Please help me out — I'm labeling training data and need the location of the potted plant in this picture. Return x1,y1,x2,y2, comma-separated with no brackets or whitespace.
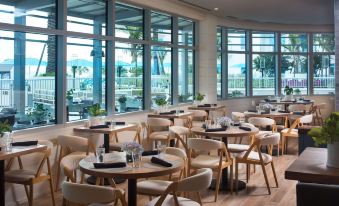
308,112,339,168
195,93,205,105
284,86,294,100
155,98,167,113
27,103,51,124
118,95,127,112
88,103,106,126
66,89,75,105
0,120,12,147
294,88,301,96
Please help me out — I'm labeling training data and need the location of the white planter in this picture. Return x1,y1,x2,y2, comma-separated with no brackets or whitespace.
327,142,339,168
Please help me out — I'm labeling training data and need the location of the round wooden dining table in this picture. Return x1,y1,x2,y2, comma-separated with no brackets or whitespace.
79,153,184,206
191,126,259,191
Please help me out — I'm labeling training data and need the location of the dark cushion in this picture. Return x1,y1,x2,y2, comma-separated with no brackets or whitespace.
297,183,339,206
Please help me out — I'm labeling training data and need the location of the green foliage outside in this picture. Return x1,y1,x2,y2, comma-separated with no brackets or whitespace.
308,112,339,146
195,93,205,101
284,86,293,95
88,103,106,117
155,98,167,107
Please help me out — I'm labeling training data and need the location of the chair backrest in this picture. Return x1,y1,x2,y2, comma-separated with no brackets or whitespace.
187,138,224,152
165,147,187,160
287,118,301,133
288,104,306,112
176,168,212,192
257,133,280,146
60,154,85,182
300,114,313,124
248,117,276,131
57,135,90,154
62,182,126,205
35,140,54,177
188,110,208,121
231,112,245,122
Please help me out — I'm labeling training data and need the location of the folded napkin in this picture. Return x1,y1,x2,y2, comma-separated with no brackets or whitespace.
159,111,175,115
293,112,304,115
151,157,172,167
278,110,290,113
303,99,311,102
264,98,277,102
105,121,126,126
93,162,126,169
239,126,251,131
170,110,185,113
260,111,270,115
232,123,240,126
142,150,159,156
205,127,227,132
281,100,291,102
89,125,109,129
271,108,276,111
12,141,38,147
247,110,258,113
197,105,211,108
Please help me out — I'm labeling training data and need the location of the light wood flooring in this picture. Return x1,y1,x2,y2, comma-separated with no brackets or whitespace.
18,138,299,206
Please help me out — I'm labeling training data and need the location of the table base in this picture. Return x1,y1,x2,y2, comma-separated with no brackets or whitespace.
209,179,246,191
128,179,137,206
0,160,4,206
87,176,126,185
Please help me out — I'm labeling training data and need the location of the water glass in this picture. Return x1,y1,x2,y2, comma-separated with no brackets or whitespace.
176,109,180,115
3,132,13,152
110,120,116,130
157,144,166,158
96,147,105,163
132,151,143,168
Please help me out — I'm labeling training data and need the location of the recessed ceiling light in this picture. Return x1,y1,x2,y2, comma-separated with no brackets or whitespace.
214,7,219,11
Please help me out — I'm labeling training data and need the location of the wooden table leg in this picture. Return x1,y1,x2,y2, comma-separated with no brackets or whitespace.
104,134,110,153
128,179,137,206
0,160,4,206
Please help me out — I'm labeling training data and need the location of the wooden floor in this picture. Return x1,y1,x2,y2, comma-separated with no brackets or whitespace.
18,138,299,206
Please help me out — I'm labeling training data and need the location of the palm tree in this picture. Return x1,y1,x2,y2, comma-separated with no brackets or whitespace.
125,26,143,77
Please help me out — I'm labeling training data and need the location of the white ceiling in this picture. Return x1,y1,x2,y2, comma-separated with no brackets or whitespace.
179,0,334,25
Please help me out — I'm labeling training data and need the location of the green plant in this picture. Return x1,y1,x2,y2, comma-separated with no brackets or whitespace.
231,90,243,97
308,112,339,146
118,95,127,104
88,103,106,117
66,89,75,100
195,93,205,101
0,120,11,137
294,88,301,95
155,98,167,107
284,86,294,95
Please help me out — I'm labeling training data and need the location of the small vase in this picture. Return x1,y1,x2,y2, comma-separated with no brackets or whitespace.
119,103,126,112
327,142,339,168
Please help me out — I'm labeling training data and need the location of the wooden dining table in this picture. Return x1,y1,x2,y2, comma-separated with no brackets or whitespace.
0,144,47,205
188,105,226,116
79,153,184,206
191,126,259,191
244,111,292,128
260,100,314,111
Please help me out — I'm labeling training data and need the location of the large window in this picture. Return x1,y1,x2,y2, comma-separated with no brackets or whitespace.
151,12,172,43
281,33,308,53
178,18,194,46
178,49,194,103
115,4,143,39
216,27,222,99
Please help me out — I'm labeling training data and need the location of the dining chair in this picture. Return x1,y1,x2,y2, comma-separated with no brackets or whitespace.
137,147,187,198
55,135,95,191
145,168,212,206
234,133,280,195
281,114,313,155
187,138,233,201
169,125,190,151
62,181,127,206
147,118,174,148
109,123,142,152
310,104,325,125
5,140,55,206
187,110,208,129
231,112,245,122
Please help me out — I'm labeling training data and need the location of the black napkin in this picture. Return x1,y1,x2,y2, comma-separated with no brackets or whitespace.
12,141,38,147
205,127,227,132
142,150,159,156
271,108,276,111
281,100,291,102
248,110,258,113
159,111,175,115
93,162,126,169
239,126,251,131
106,121,126,126
278,110,290,113
197,105,211,108
89,125,109,129
303,99,311,102
232,122,240,126
260,111,270,115
293,112,304,115
151,157,172,167
170,110,185,113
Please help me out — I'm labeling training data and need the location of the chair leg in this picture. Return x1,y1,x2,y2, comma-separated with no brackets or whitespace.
214,167,222,202
196,192,202,205
24,185,30,200
281,134,285,156
230,164,234,195
271,162,279,187
246,163,249,183
49,178,56,206
260,163,271,195
29,184,33,206
235,162,239,194
55,161,61,191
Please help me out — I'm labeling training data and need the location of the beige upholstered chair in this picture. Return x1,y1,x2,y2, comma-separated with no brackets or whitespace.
234,134,279,195
55,135,95,191
187,138,233,201
231,112,245,122
109,123,142,152
5,140,55,206
147,118,174,148
169,125,190,150
288,104,306,113
187,110,208,129
62,181,127,206
60,154,86,184
146,168,212,206
137,147,187,197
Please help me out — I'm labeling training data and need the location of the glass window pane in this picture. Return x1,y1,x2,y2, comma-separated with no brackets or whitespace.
252,32,275,52
178,18,194,46
281,33,308,53
67,0,106,34
0,31,56,130
151,46,172,106
252,54,276,96
0,0,55,28
66,37,106,122
281,55,308,94
115,4,143,39
228,53,246,97
227,29,246,52
313,55,335,95
115,43,143,113
217,52,222,99
151,12,172,43
217,27,222,51
313,33,335,53
178,49,193,103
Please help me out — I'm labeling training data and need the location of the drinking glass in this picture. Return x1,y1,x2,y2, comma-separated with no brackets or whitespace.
132,150,143,168
157,144,166,158
3,132,13,152
96,147,105,163
110,120,116,130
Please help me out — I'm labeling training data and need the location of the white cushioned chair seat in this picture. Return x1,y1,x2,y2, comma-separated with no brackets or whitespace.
169,126,189,135
146,195,200,206
281,128,298,136
236,151,272,164
149,131,170,140
191,155,225,169
228,144,250,153
5,170,46,183
137,180,172,195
